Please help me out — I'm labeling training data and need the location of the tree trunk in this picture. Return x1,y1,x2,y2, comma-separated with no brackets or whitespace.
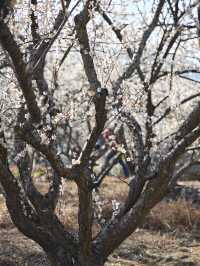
47,248,78,266
47,249,104,266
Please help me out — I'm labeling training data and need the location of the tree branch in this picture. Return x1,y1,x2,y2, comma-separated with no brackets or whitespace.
75,1,107,166
16,122,75,179
93,103,200,261
0,21,41,123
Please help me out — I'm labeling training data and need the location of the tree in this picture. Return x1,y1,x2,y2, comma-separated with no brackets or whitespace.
0,0,200,265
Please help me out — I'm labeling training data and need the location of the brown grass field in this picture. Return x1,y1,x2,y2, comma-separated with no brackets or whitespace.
1,172,200,265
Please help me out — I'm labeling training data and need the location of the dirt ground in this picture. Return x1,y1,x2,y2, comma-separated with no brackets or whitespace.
1,224,200,266
1,175,200,266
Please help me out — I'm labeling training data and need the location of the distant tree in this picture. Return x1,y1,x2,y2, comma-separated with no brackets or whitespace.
0,0,200,265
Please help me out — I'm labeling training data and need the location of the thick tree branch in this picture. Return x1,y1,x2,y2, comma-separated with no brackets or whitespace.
173,102,200,143
15,122,75,179
14,107,60,212
0,20,41,123
93,104,200,261
74,2,108,263
154,93,200,126
170,161,200,187
75,1,107,166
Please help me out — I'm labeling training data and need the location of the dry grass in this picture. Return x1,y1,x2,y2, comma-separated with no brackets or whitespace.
128,229,177,250
106,258,143,266
144,199,200,232
55,176,128,233
1,174,200,235
2,175,200,265
55,181,79,230
52,176,200,237
0,196,13,230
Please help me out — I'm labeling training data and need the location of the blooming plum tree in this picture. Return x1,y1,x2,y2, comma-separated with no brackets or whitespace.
0,0,200,265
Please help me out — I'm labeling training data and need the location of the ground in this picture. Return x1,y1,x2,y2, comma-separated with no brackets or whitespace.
1,171,200,266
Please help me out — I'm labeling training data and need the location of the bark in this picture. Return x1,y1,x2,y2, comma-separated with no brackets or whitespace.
47,252,103,266
46,248,79,266
0,21,41,123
